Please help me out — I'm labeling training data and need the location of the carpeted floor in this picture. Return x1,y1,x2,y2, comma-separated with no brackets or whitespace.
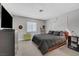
15,40,79,56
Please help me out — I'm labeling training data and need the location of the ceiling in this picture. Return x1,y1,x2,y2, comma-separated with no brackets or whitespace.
2,3,79,20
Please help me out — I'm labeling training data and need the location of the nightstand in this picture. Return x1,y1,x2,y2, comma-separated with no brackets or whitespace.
68,36,79,52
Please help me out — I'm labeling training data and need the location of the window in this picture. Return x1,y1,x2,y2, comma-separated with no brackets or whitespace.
27,22,37,32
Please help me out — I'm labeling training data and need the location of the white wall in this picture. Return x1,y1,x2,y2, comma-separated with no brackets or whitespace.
13,15,46,40
67,9,79,36
46,15,67,33
46,9,79,36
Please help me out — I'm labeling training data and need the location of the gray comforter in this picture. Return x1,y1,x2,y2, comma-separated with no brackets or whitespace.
32,34,66,54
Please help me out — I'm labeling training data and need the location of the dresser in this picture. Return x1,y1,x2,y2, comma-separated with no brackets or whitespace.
0,29,15,56
68,36,79,52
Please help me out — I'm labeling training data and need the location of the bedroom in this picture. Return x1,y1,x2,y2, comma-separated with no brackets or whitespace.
0,3,79,56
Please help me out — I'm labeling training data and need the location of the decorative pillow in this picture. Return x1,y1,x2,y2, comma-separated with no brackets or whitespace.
60,31,64,36
53,31,60,36
48,31,54,34
48,31,64,36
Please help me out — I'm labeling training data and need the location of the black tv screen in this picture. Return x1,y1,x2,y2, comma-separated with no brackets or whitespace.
1,6,13,28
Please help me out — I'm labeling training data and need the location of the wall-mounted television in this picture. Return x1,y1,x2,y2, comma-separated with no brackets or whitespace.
1,6,13,28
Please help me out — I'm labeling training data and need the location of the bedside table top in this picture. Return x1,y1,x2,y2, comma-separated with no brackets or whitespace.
68,36,79,38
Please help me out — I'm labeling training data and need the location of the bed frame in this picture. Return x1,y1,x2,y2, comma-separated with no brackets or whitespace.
48,40,66,52
32,34,67,55
48,31,68,52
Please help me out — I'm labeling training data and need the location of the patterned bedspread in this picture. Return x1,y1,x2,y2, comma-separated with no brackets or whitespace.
32,34,66,54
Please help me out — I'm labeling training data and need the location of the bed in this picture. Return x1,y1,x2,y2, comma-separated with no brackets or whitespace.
32,31,66,55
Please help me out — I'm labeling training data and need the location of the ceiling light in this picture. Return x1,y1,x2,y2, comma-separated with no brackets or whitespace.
39,9,43,12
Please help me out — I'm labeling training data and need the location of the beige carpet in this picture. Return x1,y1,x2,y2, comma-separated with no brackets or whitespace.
15,41,79,56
